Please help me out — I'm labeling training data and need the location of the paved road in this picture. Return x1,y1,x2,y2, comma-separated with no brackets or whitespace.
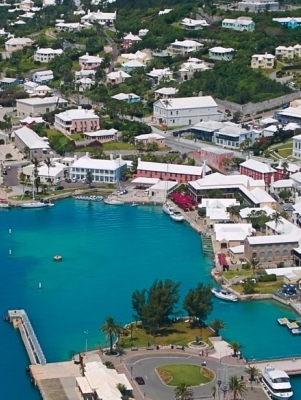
3,165,19,186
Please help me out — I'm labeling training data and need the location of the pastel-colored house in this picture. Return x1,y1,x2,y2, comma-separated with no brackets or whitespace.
154,87,178,99
34,48,63,63
54,107,100,134
222,17,255,32
251,53,275,69
209,47,235,61
122,32,142,49
111,93,140,103
32,70,54,83
121,60,145,73
5,37,33,52
168,39,203,55
272,17,301,29
83,128,118,143
79,53,103,70
181,18,209,30
135,133,165,148
275,44,301,59
106,70,131,85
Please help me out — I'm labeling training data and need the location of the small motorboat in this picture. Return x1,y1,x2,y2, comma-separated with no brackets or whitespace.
170,211,184,222
53,255,62,261
131,202,138,207
104,197,124,205
162,202,175,215
211,288,238,302
0,199,10,208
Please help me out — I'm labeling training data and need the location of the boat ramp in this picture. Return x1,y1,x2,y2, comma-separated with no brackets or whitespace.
202,234,214,257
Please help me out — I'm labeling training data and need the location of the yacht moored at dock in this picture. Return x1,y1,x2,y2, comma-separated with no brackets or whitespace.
262,365,293,399
162,202,175,215
211,288,238,302
170,211,185,222
104,197,124,205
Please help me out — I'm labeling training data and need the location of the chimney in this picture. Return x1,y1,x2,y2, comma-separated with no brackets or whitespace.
138,157,141,163
78,105,82,110
110,154,114,160
86,152,90,157
119,154,122,160
74,155,78,161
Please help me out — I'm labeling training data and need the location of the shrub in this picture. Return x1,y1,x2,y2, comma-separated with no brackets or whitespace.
258,274,277,282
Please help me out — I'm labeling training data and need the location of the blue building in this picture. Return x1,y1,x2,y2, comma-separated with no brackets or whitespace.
222,17,255,32
111,92,141,104
121,60,145,73
272,17,301,29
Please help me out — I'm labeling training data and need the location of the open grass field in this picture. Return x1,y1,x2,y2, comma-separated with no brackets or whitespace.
102,142,136,150
118,321,213,348
156,364,213,386
231,279,283,295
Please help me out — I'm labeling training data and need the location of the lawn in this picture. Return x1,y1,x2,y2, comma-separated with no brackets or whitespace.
118,321,213,348
156,364,212,386
223,270,250,280
231,279,283,295
102,142,136,150
70,133,83,141
278,148,292,158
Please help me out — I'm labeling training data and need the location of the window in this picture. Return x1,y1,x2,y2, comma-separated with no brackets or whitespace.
283,250,288,256
275,250,280,257
267,251,272,258
260,252,265,259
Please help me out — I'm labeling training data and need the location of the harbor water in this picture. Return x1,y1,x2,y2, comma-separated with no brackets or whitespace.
1,199,301,398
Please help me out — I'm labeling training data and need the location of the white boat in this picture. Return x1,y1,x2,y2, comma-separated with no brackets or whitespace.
21,201,51,208
170,211,185,222
211,288,238,302
262,365,293,399
0,200,10,208
162,202,175,215
131,202,138,207
104,197,124,205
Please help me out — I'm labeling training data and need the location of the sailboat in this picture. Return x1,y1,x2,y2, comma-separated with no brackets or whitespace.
21,178,53,209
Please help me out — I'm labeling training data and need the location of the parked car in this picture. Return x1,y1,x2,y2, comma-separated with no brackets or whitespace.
65,178,71,183
134,377,145,385
55,186,64,191
71,178,78,183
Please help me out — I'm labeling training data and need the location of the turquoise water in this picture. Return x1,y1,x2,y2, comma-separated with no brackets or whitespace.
1,200,301,399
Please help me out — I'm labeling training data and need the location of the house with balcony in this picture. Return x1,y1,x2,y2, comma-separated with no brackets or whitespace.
153,96,221,127
168,39,203,56
32,70,54,83
34,48,63,63
222,17,255,31
5,37,33,52
75,77,94,92
81,10,116,26
154,87,178,100
214,125,256,149
251,53,275,69
272,17,301,29
121,60,145,73
55,22,85,31
54,107,100,134
122,32,142,49
106,70,131,85
275,44,301,59
180,18,209,30
238,0,279,11
79,53,103,70
111,93,140,103
75,70,96,80
83,128,118,143
70,153,127,183
146,68,173,85
135,133,165,148
208,47,235,61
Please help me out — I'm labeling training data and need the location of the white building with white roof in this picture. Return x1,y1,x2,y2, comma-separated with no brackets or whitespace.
34,48,63,63
168,39,203,55
238,0,279,11
14,126,51,159
209,47,235,61
55,22,86,31
275,106,301,125
153,96,221,127
275,44,301,59
134,133,165,148
138,29,149,37
214,223,254,251
81,10,116,26
22,160,68,183
32,70,54,83
111,93,140,103
251,53,275,69
16,96,68,117
239,205,276,220
293,133,301,159
214,125,254,148
146,68,173,84
154,87,178,99
70,153,127,183
83,128,118,143
222,17,255,31
158,8,172,15
106,70,131,85
181,18,209,30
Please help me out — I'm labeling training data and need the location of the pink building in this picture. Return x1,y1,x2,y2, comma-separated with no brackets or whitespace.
54,107,100,134
122,32,142,49
79,53,104,70
83,128,118,143
192,147,234,173
106,70,131,85
134,133,165,148
136,159,211,184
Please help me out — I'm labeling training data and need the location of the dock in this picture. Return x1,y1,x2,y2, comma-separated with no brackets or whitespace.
8,309,46,365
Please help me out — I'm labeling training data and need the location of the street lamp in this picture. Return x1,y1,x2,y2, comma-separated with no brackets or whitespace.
84,330,89,353
130,366,133,380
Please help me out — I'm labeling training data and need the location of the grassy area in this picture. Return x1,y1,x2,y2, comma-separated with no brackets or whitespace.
72,60,81,71
231,279,283,295
118,321,213,348
223,270,250,280
278,148,292,158
102,142,136,150
156,364,212,386
70,133,83,141
45,128,70,149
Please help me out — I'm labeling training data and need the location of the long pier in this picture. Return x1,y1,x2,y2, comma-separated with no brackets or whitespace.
8,309,46,365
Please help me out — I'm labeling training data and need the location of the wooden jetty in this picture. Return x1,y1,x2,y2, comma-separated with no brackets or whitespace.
8,309,46,365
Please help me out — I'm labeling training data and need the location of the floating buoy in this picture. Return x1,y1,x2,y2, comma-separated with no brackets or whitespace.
39,282,42,289
53,255,62,261
9,249,12,255
8,228,11,234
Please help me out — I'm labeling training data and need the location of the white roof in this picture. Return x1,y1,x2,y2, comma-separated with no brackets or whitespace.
137,160,211,176
34,70,53,77
20,116,45,124
265,217,300,236
76,377,93,394
266,267,301,276
36,48,63,55
155,87,178,95
271,178,293,189
122,60,145,68
135,133,165,140
240,158,276,173
95,382,121,399
283,122,300,131
72,154,127,170
85,361,104,371
120,51,147,61
260,117,278,125
147,68,172,78
171,39,203,48
132,177,160,185
55,108,98,122
107,70,131,79
239,205,275,219
181,18,209,27
247,234,299,245
155,96,217,110
209,46,234,53
34,85,52,92
214,223,253,242
290,171,301,183
250,187,276,204
278,106,301,118
193,120,226,132
229,244,245,254
206,208,230,221
123,32,141,41
149,180,178,191
5,37,32,45
199,198,239,209
17,96,66,106
158,8,172,15
189,172,265,190
79,53,103,63
55,22,84,28
14,126,50,150
112,92,140,101
252,53,275,60
84,128,117,137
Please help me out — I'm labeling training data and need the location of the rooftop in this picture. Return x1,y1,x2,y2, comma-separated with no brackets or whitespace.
135,133,165,140
214,223,253,242
240,158,276,173
247,234,300,245
154,87,178,95
16,96,67,106
72,154,127,170
171,39,203,48
137,160,211,175
84,128,117,137
209,46,234,53
123,32,141,41
111,93,140,101
250,187,277,204
36,48,63,55
56,108,98,122
155,96,217,110
14,126,50,150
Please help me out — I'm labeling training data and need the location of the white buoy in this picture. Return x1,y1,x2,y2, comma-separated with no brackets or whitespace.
8,229,11,234
39,282,42,289
9,249,12,255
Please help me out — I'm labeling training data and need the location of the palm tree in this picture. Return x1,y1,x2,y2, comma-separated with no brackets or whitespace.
23,146,30,159
210,319,226,336
249,258,259,276
272,211,283,229
174,383,194,400
44,157,52,186
281,160,289,178
31,157,41,195
228,206,240,221
100,316,122,354
228,375,247,400
245,365,260,382
228,341,244,357
85,170,93,187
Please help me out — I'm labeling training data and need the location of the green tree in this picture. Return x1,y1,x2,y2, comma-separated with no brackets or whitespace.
23,146,30,159
174,383,194,400
85,170,93,187
183,283,213,325
5,153,12,160
210,319,226,336
116,383,127,395
245,365,260,381
271,211,283,228
228,341,244,357
132,279,180,333
228,375,247,400
208,189,224,198
278,189,292,201
31,157,41,194
44,157,52,185
100,316,122,355
242,279,257,294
